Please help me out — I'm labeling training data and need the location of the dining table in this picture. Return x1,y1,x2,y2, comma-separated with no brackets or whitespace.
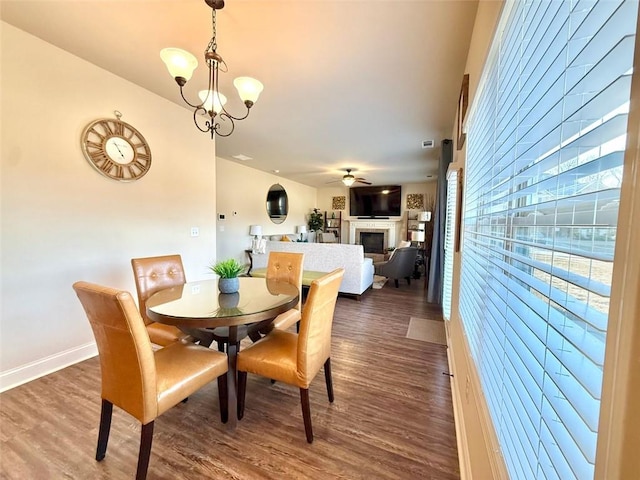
146,276,299,430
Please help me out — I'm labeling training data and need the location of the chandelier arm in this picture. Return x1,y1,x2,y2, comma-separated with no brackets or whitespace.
180,85,206,110
192,107,214,134
212,113,236,137
219,104,252,122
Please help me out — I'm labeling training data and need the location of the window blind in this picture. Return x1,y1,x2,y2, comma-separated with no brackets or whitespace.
443,168,459,321
459,1,637,479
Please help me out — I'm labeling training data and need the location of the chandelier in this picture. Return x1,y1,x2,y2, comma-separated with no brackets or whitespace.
160,0,263,138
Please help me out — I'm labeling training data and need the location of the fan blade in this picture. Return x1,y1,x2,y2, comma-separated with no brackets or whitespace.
356,179,372,185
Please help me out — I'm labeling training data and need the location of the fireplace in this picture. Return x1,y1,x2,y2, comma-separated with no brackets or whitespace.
349,220,399,249
360,232,385,254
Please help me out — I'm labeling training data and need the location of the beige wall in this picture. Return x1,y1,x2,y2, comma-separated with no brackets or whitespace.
215,157,317,263
0,23,218,390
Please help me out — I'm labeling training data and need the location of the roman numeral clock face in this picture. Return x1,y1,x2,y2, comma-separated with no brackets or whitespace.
81,118,151,182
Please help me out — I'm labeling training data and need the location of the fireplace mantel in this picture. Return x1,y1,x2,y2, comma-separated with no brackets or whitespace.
348,219,400,249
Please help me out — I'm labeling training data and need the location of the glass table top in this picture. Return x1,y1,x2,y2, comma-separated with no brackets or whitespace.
146,277,299,329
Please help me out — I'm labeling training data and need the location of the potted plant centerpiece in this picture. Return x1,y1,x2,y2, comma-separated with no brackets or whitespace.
209,258,245,294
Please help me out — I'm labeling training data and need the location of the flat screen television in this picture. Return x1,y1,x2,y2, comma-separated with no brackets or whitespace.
349,185,402,217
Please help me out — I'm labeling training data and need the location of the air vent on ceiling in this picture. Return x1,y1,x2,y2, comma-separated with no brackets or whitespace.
422,140,435,149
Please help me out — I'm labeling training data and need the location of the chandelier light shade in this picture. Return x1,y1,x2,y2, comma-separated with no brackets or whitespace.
342,173,356,187
233,77,264,104
159,48,198,81
160,0,263,138
199,89,226,114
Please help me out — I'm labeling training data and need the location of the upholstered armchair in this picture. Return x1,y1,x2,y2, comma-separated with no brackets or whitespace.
373,246,418,287
73,281,228,480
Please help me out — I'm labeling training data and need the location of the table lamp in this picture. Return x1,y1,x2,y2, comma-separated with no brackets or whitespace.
249,225,262,238
411,229,425,248
250,225,264,254
297,225,307,242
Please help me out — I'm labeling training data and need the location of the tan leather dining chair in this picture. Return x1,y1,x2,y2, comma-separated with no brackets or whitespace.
73,281,228,480
237,268,345,443
266,251,304,331
131,254,190,346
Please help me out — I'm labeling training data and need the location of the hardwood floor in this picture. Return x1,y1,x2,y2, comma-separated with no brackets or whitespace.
0,279,459,479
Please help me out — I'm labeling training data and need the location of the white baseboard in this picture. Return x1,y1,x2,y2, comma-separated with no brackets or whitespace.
446,321,472,480
0,342,98,393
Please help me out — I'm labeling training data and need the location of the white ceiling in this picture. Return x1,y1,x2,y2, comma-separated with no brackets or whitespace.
1,0,479,188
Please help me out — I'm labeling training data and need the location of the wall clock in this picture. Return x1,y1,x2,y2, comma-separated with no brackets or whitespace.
81,111,151,182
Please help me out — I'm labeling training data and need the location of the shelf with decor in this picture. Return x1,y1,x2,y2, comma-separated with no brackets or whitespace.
324,211,342,243
406,211,432,240
406,210,432,282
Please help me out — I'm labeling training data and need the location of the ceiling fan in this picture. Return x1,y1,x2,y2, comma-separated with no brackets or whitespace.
328,169,372,186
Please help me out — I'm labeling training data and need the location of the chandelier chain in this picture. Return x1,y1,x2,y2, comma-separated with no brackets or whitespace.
206,7,217,55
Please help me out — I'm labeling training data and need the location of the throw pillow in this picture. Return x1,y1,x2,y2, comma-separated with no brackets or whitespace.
389,240,411,259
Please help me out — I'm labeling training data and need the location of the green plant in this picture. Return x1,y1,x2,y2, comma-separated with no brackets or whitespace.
209,259,244,278
308,208,324,232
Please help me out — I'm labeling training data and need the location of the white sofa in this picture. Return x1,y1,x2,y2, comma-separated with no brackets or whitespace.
251,241,374,298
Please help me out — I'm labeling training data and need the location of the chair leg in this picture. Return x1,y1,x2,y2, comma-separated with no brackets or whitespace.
96,399,113,461
136,421,154,480
300,388,313,443
215,337,228,423
237,371,247,420
406,276,411,285
394,278,399,288
324,358,334,403
218,373,228,424
195,330,215,348
248,330,262,342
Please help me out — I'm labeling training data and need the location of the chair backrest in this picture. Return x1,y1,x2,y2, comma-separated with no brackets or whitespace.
319,232,337,243
73,281,157,423
389,240,411,259
297,268,345,384
266,251,304,311
387,247,418,277
131,255,186,326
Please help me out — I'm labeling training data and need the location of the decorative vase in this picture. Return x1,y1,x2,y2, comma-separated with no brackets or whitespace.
218,292,240,308
218,277,239,294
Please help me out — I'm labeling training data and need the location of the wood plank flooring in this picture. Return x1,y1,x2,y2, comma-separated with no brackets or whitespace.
0,279,459,479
